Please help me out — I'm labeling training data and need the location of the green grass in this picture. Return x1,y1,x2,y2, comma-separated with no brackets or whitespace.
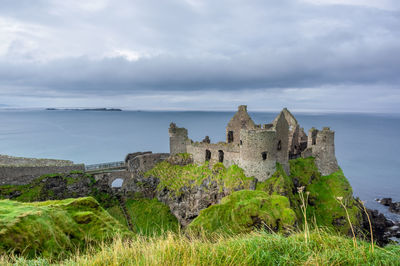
106,205,128,227
2,230,399,265
0,197,130,259
145,161,255,197
188,190,296,235
125,198,179,236
256,157,362,235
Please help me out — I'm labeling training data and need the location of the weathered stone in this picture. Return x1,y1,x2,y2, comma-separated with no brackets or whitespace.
170,105,340,181
126,152,169,176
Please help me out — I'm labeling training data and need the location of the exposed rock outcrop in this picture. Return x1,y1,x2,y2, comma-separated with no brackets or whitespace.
358,206,400,245
377,198,400,215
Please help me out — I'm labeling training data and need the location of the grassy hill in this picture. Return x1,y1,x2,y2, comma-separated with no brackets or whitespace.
0,197,129,258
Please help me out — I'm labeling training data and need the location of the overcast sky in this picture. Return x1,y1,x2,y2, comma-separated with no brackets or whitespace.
0,0,399,112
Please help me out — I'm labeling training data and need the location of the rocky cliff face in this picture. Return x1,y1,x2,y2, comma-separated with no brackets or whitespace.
142,161,256,226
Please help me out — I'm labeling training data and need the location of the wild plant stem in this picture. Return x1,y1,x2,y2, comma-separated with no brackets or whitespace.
359,200,374,253
337,199,358,248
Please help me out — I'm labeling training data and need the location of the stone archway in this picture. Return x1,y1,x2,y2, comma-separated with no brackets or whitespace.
111,178,124,188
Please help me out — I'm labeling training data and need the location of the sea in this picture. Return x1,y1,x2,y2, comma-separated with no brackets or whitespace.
0,109,399,221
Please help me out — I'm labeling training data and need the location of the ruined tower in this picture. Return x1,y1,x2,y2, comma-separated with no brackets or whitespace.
239,127,279,182
169,123,188,155
303,127,339,175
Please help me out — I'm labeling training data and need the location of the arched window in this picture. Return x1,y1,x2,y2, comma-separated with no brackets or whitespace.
277,140,282,151
218,150,224,163
205,149,211,161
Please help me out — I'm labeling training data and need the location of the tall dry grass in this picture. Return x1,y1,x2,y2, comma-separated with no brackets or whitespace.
1,229,399,266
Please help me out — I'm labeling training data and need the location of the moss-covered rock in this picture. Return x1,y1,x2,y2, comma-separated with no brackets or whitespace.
0,197,130,258
188,190,296,235
144,161,256,226
0,172,96,202
145,161,255,197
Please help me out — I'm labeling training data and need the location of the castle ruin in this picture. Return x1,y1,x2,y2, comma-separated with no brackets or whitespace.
169,105,339,181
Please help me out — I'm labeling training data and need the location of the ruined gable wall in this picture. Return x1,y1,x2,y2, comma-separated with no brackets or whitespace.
226,105,256,145
239,129,277,182
273,112,289,173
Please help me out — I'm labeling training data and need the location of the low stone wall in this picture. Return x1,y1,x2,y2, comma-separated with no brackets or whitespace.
0,164,85,185
0,154,74,167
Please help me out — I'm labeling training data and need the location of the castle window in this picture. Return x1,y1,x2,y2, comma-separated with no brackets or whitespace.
311,131,317,145
205,150,211,161
277,140,282,151
240,140,243,145
218,150,224,163
262,152,268,160
228,131,234,143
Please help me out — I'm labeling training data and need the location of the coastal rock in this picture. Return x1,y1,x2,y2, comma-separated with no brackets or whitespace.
359,206,400,245
376,198,400,215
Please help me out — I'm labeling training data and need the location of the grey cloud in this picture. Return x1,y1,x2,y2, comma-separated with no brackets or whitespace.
0,0,399,111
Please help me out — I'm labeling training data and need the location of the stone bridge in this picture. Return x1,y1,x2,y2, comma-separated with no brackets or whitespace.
88,152,169,189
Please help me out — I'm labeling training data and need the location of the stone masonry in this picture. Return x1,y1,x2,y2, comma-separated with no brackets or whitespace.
169,105,339,181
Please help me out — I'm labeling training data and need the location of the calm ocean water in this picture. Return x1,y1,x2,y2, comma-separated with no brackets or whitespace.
0,109,399,220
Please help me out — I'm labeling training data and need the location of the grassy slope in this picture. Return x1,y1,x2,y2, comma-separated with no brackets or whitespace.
188,190,296,234
257,157,362,235
125,198,179,236
3,231,399,265
0,197,129,258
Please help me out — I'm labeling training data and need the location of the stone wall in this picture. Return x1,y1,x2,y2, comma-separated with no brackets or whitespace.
187,142,240,167
0,164,85,185
127,152,170,176
0,154,74,167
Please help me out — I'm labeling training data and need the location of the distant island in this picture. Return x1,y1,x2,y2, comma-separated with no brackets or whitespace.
46,108,122,111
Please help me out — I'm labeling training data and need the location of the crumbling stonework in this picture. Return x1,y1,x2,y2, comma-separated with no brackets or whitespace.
169,123,189,154
302,127,339,175
126,152,169,176
169,105,340,180
226,105,256,145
